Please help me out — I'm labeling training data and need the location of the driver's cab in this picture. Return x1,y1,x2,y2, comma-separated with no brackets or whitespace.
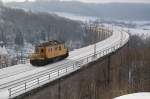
31,46,46,60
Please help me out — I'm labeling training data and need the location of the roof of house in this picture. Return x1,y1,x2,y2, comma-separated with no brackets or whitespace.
0,46,8,55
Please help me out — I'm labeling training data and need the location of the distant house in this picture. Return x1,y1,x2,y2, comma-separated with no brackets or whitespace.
0,41,8,55
0,41,9,69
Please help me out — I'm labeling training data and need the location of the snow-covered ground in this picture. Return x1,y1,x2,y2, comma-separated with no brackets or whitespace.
115,26,150,38
128,28,150,38
54,12,150,26
49,11,150,38
114,92,150,99
103,23,150,39
53,12,97,22
6,42,34,58
54,12,150,38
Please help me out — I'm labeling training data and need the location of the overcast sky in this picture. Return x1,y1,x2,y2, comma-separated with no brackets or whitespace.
2,0,150,3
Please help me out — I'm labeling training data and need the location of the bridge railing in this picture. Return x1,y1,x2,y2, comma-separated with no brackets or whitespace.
8,30,129,98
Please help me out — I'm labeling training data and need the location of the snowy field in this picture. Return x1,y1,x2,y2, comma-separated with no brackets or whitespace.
55,12,150,38
115,26,150,38
53,12,97,22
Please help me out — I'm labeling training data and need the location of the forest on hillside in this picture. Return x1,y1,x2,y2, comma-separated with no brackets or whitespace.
0,5,87,68
6,1,150,20
0,5,85,48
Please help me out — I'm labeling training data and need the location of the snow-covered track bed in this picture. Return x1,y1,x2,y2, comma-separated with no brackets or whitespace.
0,27,129,99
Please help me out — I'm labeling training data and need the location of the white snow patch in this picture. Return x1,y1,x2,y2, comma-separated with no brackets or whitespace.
111,25,150,39
114,92,150,99
0,89,9,99
0,46,8,55
129,28,150,37
53,12,97,22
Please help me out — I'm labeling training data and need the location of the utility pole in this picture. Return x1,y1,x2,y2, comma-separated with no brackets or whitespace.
94,34,96,57
112,24,114,34
120,27,123,47
94,24,98,57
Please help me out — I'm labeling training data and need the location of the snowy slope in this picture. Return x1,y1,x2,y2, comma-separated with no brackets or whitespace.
111,25,150,39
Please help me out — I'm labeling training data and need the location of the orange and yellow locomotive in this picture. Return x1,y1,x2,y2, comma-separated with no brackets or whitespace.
30,40,69,66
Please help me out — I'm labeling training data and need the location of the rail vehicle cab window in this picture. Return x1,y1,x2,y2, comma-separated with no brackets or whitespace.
48,47,52,52
55,47,57,51
48,48,50,52
64,43,67,49
41,48,44,53
35,47,39,53
64,44,66,48
59,46,61,50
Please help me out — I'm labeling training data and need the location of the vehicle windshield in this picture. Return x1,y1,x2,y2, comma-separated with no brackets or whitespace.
35,47,39,53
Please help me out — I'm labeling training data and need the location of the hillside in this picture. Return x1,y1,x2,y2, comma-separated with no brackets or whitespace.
0,5,85,48
6,1,150,20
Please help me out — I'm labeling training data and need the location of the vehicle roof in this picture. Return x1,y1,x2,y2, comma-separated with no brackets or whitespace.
37,40,63,47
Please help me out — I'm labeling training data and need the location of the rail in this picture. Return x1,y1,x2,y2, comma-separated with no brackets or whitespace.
7,28,129,98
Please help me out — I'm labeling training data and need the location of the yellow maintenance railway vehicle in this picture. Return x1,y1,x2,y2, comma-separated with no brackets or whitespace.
30,40,69,66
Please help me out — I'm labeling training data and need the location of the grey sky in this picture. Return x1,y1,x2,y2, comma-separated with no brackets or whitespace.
62,0,150,3
2,0,150,3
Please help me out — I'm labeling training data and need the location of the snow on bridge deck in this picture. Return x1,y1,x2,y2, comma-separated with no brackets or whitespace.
0,27,129,99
